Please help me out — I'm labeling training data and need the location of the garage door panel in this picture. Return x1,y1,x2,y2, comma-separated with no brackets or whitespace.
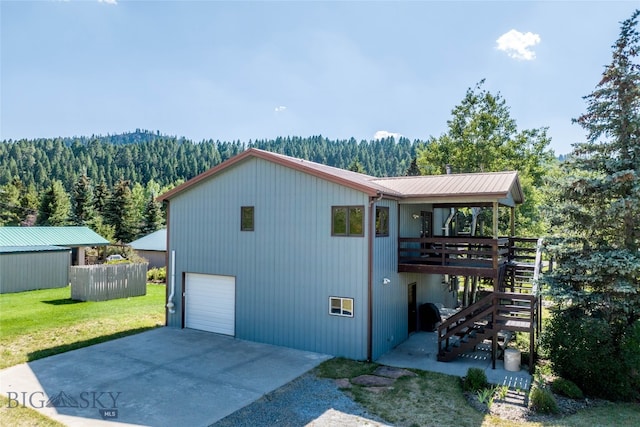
185,273,235,336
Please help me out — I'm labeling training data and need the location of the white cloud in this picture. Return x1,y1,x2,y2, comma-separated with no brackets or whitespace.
496,29,541,60
274,106,287,113
373,130,402,141
98,0,118,5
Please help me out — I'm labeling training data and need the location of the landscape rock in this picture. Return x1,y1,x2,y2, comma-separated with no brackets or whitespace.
350,375,396,387
373,366,417,379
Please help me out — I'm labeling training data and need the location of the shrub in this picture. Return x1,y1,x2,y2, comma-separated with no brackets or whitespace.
463,367,488,392
551,377,583,399
529,385,559,414
147,267,166,282
541,309,639,400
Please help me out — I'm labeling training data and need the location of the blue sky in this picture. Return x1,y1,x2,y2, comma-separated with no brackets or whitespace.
1,1,637,155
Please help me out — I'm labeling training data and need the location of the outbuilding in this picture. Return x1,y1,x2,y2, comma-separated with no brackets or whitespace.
0,226,109,293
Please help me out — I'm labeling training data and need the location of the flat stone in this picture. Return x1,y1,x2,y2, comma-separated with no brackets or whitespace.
365,386,394,394
334,378,352,389
351,374,396,387
373,366,418,379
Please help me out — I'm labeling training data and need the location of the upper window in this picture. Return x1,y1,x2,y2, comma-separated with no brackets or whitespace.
241,206,254,231
331,206,364,236
375,207,389,237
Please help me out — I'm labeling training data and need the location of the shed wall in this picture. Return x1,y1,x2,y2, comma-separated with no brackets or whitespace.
167,157,370,359
135,250,166,269
0,250,70,293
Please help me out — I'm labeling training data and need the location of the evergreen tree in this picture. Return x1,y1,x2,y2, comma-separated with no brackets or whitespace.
140,193,164,236
104,179,138,243
72,173,95,226
405,157,421,176
38,180,71,226
0,181,21,225
543,10,640,400
94,180,109,216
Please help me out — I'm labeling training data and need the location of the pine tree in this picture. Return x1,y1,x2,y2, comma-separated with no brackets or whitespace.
93,180,109,216
38,180,71,226
543,10,640,400
140,194,164,236
104,179,138,243
72,173,95,226
405,157,421,176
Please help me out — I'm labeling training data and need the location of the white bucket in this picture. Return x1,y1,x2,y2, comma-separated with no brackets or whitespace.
504,349,521,372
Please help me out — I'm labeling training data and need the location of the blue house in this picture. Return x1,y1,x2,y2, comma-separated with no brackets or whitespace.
158,148,535,362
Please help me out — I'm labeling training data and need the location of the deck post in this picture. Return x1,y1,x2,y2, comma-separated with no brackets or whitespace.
492,201,499,238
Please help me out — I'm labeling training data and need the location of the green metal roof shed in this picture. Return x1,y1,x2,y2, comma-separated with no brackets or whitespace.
0,226,109,247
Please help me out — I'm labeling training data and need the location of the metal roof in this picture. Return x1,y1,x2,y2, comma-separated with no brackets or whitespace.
0,227,110,247
128,229,166,252
372,171,524,205
157,148,524,205
0,245,70,254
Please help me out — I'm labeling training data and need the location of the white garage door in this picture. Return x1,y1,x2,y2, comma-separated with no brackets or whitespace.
185,273,235,336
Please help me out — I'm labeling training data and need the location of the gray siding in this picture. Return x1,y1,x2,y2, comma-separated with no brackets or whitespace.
371,199,406,360
397,204,457,323
167,157,370,359
0,250,70,294
136,250,166,269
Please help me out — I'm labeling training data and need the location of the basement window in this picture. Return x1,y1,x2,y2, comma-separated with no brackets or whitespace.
329,297,354,317
241,206,254,231
331,206,364,236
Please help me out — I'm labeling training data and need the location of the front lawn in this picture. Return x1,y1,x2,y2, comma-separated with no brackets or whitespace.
0,284,165,369
316,358,640,427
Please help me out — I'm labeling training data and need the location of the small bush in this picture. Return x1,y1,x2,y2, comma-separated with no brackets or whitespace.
551,377,583,399
529,385,559,414
147,267,167,282
463,367,488,392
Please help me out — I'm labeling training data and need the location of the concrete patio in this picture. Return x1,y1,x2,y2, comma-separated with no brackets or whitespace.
377,331,532,390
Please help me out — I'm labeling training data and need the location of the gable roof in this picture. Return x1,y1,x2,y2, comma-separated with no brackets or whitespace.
157,148,524,205
128,229,166,252
0,226,109,247
158,148,402,201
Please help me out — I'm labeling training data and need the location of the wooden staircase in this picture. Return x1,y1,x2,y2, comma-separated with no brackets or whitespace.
436,238,543,373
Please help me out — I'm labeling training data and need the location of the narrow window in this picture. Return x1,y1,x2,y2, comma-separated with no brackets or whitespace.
331,206,364,236
375,207,389,237
241,206,254,231
329,297,354,317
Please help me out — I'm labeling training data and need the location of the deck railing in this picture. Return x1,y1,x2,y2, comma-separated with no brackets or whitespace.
398,236,511,270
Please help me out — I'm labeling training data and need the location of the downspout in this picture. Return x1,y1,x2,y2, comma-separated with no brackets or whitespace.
166,250,176,314
367,194,379,361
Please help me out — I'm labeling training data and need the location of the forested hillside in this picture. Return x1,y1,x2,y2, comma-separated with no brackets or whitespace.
0,130,421,241
0,130,419,193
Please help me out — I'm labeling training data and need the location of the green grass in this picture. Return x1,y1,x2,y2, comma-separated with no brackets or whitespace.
0,395,65,427
315,358,640,427
0,284,165,369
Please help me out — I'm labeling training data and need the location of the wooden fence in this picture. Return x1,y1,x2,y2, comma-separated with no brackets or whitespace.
70,263,148,301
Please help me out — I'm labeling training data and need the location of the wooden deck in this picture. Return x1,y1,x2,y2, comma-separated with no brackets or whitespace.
398,236,511,279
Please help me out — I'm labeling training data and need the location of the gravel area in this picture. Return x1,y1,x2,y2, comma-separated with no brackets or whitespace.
211,372,389,427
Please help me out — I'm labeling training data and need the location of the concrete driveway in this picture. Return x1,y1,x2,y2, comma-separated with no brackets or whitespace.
0,328,330,426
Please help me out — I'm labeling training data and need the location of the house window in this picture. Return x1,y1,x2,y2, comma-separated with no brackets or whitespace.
329,297,354,317
331,206,364,236
375,207,389,237
241,206,254,231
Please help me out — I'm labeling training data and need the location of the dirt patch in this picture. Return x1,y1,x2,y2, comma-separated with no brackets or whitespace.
465,389,608,423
